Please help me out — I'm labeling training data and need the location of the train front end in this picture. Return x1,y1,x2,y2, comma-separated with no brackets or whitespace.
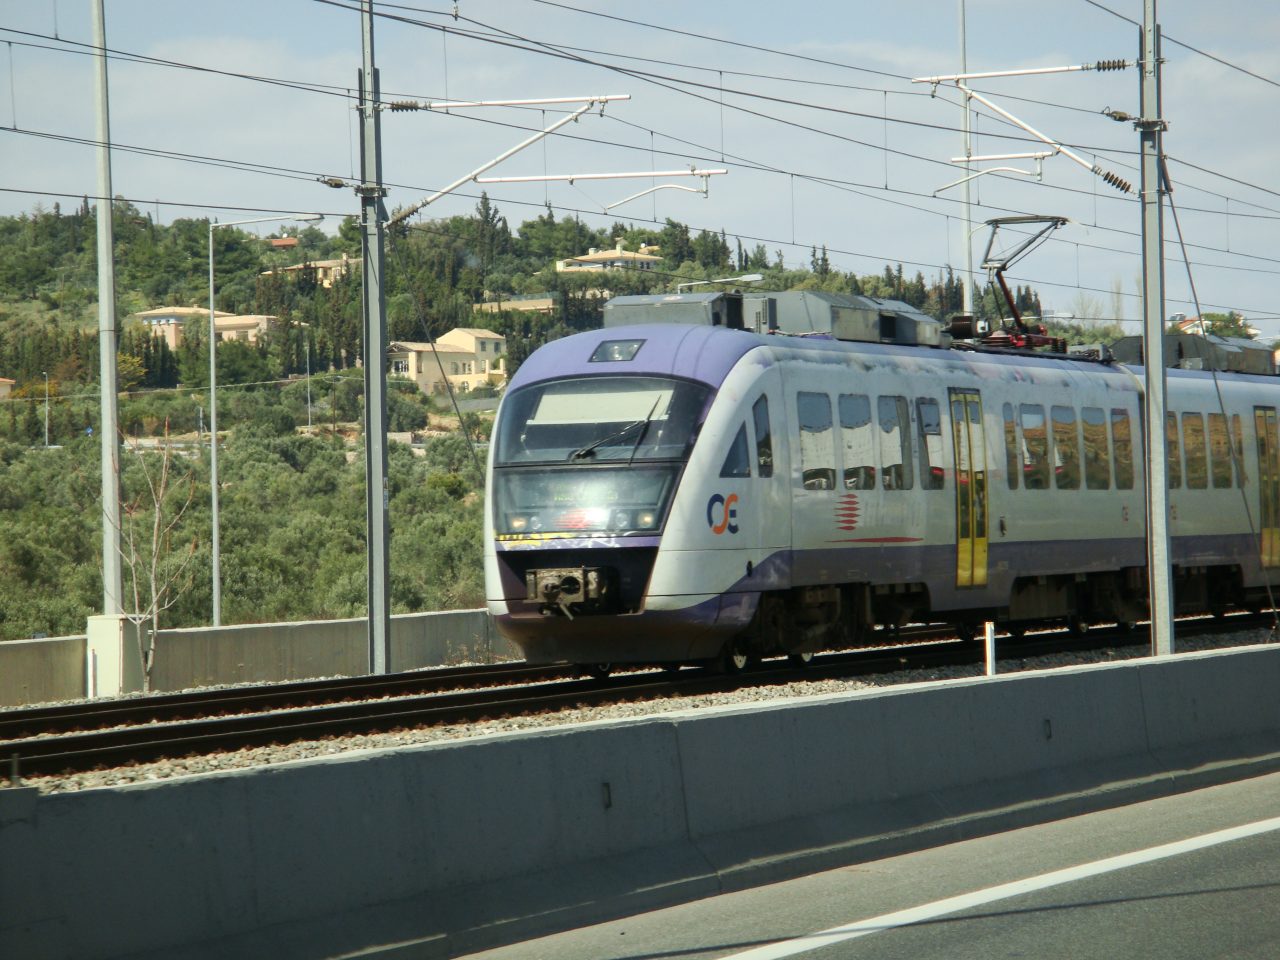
485,325,754,665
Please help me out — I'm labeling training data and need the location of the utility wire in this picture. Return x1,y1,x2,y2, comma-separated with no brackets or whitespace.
1079,0,1280,91
8,21,1278,219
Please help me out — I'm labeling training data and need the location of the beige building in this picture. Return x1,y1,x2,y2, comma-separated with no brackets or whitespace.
473,296,557,316
262,253,357,289
133,306,226,350
556,240,661,273
388,328,507,395
132,306,280,348
0,378,13,401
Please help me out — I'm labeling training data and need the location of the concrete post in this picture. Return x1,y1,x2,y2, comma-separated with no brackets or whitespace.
85,615,144,697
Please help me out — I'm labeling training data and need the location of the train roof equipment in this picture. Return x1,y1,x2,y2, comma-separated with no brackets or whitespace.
604,289,948,348
1110,330,1276,376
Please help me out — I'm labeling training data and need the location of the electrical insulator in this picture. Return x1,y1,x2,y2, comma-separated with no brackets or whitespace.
1102,170,1133,194
1094,59,1128,72
388,100,419,112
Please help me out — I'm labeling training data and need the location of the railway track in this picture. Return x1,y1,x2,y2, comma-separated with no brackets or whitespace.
2,613,1272,781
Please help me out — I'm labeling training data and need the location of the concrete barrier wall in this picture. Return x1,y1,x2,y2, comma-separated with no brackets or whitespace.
0,636,86,706
0,610,518,705
3,647,1279,960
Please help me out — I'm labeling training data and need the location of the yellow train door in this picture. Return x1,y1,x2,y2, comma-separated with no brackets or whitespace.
1254,407,1280,567
950,389,989,588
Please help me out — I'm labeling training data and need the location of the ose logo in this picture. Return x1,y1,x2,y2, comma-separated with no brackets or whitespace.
706,493,740,535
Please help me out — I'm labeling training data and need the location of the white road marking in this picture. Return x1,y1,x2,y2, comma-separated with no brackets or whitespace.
720,814,1280,959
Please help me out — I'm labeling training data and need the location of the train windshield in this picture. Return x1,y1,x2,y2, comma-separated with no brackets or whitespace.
491,376,709,537
494,376,710,465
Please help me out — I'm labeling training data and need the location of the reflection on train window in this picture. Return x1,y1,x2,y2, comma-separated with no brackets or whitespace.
839,394,875,489
1233,414,1247,487
1209,413,1232,488
1082,406,1110,490
720,423,751,478
1019,404,1050,489
1183,413,1208,489
1111,408,1135,489
752,395,773,478
1051,405,1081,490
878,395,914,490
1003,403,1019,490
916,398,945,490
1166,412,1182,488
495,376,711,465
798,392,836,490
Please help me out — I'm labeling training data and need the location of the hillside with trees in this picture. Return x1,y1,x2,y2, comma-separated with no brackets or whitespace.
0,195,1064,640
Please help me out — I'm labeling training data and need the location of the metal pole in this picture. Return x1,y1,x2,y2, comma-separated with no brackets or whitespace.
1139,1,1174,655
43,372,49,447
305,335,312,431
92,0,122,616
360,0,392,674
208,221,222,627
959,0,975,315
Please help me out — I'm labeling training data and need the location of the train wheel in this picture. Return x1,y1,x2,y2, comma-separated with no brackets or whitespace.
722,638,751,674
583,663,613,680
788,651,814,668
1067,616,1090,637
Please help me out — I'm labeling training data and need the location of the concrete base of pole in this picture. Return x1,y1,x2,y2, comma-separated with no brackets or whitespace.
85,615,144,698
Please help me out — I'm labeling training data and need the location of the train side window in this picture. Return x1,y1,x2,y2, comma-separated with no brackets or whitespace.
720,423,751,478
1051,405,1081,490
797,392,836,490
1166,412,1182,488
1019,404,1050,490
1208,413,1232,488
1003,403,1019,490
1183,413,1208,489
1233,414,1247,487
1082,406,1110,490
838,394,876,489
878,395,914,490
916,398,945,490
1111,408,1135,489
752,395,773,478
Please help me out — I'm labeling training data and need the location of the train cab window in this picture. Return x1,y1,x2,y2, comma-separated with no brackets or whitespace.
1082,406,1110,490
878,395,914,490
1019,404,1050,490
798,392,836,490
916,398,945,490
1003,403,1019,490
1183,413,1208,489
1166,412,1182,488
1209,413,1232,488
720,424,751,478
1111,408,1135,489
752,395,773,478
1051,406,1081,490
839,394,876,489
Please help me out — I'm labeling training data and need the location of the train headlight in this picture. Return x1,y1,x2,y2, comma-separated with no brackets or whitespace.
509,515,529,533
636,510,658,529
610,509,631,530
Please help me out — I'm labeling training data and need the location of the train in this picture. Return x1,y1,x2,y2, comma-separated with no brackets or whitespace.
484,290,1280,673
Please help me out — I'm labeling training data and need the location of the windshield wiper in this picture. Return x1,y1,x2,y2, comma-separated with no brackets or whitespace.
570,398,661,461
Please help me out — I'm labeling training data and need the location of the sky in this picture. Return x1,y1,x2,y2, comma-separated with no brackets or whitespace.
3,1,1280,335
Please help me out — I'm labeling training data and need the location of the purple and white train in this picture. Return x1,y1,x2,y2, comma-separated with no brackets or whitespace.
484,301,1280,673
